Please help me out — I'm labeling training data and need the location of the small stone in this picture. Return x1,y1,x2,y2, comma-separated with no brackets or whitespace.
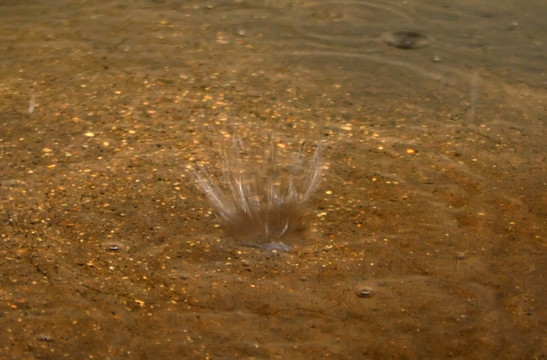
382,31,430,49
107,244,120,252
37,335,54,342
356,288,374,298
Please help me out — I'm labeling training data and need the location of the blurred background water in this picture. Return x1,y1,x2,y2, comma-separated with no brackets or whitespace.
0,0,545,358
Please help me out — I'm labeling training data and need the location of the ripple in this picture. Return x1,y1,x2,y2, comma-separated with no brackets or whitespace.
294,0,414,51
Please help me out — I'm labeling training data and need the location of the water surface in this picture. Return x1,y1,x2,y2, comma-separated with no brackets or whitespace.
0,0,545,358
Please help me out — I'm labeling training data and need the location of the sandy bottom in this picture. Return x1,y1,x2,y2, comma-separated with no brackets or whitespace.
0,1,545,358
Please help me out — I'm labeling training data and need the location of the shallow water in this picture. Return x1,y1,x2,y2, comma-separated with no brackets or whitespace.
0,0,545,358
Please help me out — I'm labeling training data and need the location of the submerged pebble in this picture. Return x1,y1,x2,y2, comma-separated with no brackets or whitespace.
356,288,375,298
107,244,120,252
37,334,54,342
382,31,430,49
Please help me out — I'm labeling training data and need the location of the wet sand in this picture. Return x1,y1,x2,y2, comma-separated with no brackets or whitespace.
0,1,545,358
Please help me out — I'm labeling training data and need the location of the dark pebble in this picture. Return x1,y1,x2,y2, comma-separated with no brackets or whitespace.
382,31,430,49
107,244,120,252
356,288,374,298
